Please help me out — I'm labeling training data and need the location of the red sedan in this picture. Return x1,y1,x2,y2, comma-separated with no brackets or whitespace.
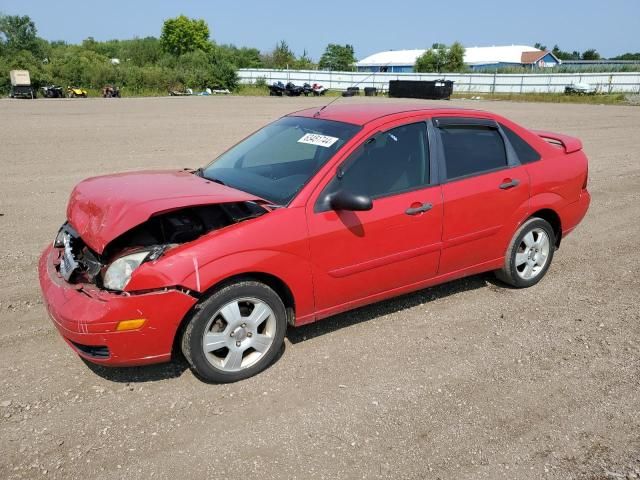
39,104,590,382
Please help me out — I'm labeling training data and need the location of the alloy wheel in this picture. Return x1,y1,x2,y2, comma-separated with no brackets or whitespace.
515,227,551,280
201,297,276,372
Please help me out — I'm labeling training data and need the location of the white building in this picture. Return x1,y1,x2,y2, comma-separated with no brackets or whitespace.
356,45,561,72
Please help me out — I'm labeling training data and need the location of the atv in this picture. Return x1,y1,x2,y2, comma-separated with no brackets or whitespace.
268,81,285,96
67,86,88,98
41,85,65,98
284,82,304,97
102,85,121,98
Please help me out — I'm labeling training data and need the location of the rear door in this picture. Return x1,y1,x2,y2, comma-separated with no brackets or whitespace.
434,117,530,274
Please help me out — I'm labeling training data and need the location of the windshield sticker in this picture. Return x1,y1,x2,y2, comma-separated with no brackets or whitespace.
298,133,339,148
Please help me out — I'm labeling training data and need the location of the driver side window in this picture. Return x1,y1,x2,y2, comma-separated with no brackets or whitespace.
338,122,429,199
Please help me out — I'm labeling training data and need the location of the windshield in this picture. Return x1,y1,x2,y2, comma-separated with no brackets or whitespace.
202,116,361,205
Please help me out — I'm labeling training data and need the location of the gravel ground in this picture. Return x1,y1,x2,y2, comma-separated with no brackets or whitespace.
0,96,639,480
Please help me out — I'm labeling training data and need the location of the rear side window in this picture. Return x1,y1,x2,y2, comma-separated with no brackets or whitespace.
501,125,541,164
439,126,507,180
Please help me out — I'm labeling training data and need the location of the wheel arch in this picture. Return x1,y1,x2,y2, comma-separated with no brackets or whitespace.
171,271,297,360
203,272,296,325
529,208,562,248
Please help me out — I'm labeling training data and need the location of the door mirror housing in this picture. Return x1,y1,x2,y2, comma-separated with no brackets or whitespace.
329,190,373,211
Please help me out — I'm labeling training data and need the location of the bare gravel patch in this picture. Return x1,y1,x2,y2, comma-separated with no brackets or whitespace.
0,96,639,480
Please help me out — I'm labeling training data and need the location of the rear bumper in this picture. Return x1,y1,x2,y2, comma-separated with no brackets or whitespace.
560,190,591,238
38,245,197,366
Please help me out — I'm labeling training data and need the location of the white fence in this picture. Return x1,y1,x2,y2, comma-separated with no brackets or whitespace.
238,68,640,94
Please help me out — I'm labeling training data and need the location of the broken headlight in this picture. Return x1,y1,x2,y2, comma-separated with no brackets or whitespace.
102,246,168,291
103,250,151,291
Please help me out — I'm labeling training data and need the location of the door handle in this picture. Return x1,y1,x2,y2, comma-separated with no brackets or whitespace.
405,202,433,216
499,178,520,190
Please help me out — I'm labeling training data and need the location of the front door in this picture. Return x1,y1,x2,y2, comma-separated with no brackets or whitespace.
306,121,443,313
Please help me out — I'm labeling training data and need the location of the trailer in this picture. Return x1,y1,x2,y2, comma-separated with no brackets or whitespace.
10,70,36,99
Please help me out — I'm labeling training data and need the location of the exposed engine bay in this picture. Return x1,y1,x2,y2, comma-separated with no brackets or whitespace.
54,201,268,287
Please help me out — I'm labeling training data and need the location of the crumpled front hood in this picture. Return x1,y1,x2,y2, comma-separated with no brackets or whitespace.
67,170,263,254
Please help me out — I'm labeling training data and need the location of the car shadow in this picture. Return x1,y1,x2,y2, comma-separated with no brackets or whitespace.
286,272,501,344
81,356,190,383
83,272,501,383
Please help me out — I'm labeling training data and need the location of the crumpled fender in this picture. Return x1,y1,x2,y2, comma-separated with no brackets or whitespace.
127,249,316,325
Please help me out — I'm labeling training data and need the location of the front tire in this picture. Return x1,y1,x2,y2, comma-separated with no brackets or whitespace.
496,217,556,288
181,281,287,383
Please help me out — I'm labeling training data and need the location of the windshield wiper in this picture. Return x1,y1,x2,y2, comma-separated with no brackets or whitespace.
207,177,226,186
193,168,226,186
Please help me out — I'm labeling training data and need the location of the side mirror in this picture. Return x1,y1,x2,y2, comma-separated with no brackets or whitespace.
330,190,373,212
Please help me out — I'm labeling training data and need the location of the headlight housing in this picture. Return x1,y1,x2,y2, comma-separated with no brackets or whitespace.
102,250,152,291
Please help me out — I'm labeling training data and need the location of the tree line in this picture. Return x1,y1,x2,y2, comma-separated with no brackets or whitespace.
0,14,357,94
1,13,638,94
535,42,640,61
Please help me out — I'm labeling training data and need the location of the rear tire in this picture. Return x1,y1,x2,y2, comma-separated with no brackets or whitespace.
495,217,556,288
181,281,287,383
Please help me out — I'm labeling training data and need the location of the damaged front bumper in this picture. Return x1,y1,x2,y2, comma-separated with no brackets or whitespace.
38,245,197,366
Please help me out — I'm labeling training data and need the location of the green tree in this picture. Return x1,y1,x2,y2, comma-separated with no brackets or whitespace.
415,48,443,72
293,49,315,69
552,45,581,60
446,41,466,71
581,49,600,60
318,44,355,71
160,15,210,56
122,37,163,66
534,42,547,51
415,42,465,72
216,44,263,68
0,14,40,55
262,40,295,69
612,52,640,60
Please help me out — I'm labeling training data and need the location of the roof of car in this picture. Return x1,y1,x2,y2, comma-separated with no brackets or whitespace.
290,103,483,126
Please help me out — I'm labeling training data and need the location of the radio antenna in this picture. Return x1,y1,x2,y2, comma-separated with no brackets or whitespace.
313,64,390,117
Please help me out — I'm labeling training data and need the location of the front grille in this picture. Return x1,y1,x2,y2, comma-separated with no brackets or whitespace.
55,223,102,284
69,340,110,359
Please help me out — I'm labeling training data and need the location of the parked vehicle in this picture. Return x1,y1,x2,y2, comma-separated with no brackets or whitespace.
268,81,285,96
102,85,121,98
67,86,88,98
285,82,304,96
39,105,590,383
565,83,597,95
302,83,314,96
41,85,65,98
311,83,328,96
9,70,36,99
169,88,193,96
271,81,327,97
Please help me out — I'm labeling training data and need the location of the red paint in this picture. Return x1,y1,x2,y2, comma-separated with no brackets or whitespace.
439,167,531,274
39,245,197,365
67,170,262,253
532,129,583,153
39,105,591,368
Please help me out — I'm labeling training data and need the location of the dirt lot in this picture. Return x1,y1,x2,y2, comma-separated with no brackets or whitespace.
0,96,639,480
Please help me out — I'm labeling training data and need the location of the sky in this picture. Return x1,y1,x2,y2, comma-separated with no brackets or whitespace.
0,0,638,60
